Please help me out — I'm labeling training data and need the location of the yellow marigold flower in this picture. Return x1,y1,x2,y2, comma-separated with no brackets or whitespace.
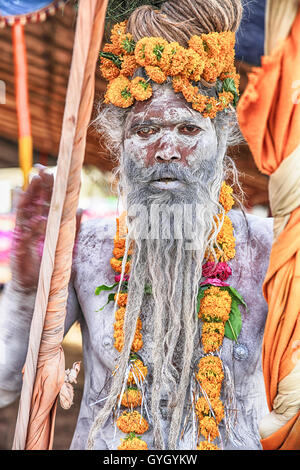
219,182,234,213
127,359,148,385
145,65,167,84
121,55,138,77
202,322,225,354
130,77,152,101
195,397,224,424
110,257,131,274
144,37,168,66
105,76,134,108
199,416,219,440
117,411,149,435
118,433,148,450
199,286,232,323
114,292,128,307
121,388,143,408
197,441,219,450
160,42,188,76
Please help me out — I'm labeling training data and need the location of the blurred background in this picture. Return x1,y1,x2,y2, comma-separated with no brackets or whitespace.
0,0,269,450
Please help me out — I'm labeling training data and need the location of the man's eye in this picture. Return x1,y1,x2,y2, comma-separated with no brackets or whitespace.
179,125,202,135
136,127,158,137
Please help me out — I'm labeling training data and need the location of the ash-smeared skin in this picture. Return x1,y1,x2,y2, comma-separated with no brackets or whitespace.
69,211,273,450
0,212,273,449
123,86,218,168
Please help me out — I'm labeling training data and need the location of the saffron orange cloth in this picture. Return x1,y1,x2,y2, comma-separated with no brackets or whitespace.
237,7,300,450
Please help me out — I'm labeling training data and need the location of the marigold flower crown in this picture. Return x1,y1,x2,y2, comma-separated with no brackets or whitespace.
100,21,240,119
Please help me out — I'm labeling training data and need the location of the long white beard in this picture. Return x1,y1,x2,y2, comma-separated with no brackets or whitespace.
117,157,225,449
87,156,226,450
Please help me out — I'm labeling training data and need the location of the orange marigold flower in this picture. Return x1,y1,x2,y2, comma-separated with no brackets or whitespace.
199,286,232,323
200,380,222,399
183,48,205,81
219,182,234,213
127,359,148,385
145,65,167,84
160,42,188,76
117,411,149,435
134,38,150,66
115,307,126,321
118,433,148,450
188,36,206,59
172,75,190,93
195,397,224,424
202,322,225,354
130,77,152,101
202,97,219,119
103,42,123,56
218,91,234,111
110,257,131,274
192,94,208,114
197,440,219,450
114,292,128,307
131,331,143,353
110,21,127,46
100,57,120,81
105,76,134,108
199,416,219,440
121,55,138,77
181,83,199,103
196,356,224,385
144,37,168,66
121,388,143,408
114,236,126,249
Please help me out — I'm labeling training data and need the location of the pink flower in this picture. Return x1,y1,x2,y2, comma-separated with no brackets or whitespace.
115,274,130,283
200,278,229,287
202,262,232,281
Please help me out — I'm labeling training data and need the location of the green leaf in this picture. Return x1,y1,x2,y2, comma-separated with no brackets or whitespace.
227,286,248,311
222,77,239,107
95,282,118,295
99,51,122,69
97,292,116,312
144,284,152,294
224,298,242,342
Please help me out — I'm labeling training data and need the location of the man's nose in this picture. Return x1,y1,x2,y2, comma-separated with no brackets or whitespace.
154,139,181,163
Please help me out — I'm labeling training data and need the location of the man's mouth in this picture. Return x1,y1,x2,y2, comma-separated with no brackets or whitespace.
150,177,185,189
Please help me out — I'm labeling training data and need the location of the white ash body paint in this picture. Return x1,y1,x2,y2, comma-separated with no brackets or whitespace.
123,85,218,168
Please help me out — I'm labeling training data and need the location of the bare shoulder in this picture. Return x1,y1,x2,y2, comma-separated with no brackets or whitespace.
229,209,273,251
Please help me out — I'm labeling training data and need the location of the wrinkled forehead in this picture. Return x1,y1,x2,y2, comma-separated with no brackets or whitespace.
124,84,214,131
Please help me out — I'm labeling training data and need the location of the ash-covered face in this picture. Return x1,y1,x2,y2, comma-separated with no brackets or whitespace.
122,86,219,191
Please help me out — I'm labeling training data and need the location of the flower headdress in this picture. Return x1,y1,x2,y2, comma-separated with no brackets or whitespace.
99,21,240,119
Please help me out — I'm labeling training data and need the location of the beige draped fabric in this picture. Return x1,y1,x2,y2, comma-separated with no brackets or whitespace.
12,0,108,450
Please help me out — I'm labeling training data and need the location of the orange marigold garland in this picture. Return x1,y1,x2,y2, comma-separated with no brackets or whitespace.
99,216,149,450
95,183,246,450
195,182,247,450
100,21,240,119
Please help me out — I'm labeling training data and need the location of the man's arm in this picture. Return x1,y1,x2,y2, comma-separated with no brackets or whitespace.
0,279,81,408
0,167,82,407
